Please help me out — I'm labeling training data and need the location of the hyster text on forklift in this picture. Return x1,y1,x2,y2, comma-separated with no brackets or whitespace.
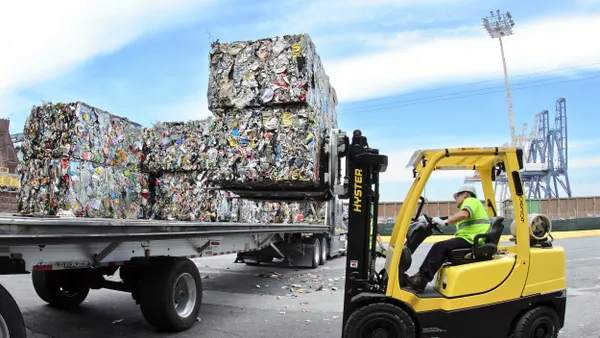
338,130,566,338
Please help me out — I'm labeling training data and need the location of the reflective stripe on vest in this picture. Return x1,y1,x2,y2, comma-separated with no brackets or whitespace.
458,218,491,230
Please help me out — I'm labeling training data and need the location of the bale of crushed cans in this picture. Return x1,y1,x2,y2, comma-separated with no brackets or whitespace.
142,118,220,173
142,119,226,221
17,101,148,218
142,119,326,223
207,105,331,189
21,101,144,170
208,34,337,112
17,158,150,218
149,170,227,221
149,169,324,223
207,34,338,190
238,199,325,224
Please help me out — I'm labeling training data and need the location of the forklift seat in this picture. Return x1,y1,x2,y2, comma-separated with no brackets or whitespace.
447,216,505,266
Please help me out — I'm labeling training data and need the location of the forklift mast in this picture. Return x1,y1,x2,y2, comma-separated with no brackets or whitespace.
341,130,388,328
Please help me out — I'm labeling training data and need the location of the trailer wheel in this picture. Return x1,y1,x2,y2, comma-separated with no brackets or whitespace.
319,237,328,265
139,257,202,332
32,270,90,310
304,237,321,269
0,284,27,338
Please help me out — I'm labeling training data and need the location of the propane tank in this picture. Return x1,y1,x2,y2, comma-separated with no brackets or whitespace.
510,213,552,240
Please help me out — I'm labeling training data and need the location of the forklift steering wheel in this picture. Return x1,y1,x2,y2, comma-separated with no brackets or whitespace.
422,213,443,234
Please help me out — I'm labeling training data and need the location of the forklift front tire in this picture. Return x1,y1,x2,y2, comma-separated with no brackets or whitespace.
511,306,560,338
343,302,416,338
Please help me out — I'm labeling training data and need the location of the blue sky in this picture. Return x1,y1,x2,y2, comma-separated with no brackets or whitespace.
1,0,599,202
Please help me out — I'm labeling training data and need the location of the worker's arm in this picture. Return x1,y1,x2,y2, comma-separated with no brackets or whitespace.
445,210,470,225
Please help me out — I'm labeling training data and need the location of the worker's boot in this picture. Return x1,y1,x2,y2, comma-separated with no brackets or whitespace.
405,272,427,293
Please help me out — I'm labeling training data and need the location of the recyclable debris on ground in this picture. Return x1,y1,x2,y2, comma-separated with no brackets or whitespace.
207,34,338,190
18,158,149,218
21,101,143,170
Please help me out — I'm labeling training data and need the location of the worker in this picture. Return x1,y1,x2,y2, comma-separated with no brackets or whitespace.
405,185,490,293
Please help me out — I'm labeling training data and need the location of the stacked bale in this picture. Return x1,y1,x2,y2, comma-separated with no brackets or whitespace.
206,34,338,190
141,119,234,221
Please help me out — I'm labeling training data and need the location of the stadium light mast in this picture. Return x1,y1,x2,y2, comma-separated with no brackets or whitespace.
482,10,516,146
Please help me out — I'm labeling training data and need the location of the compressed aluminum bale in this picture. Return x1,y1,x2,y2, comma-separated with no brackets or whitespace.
142,118,223,173
238,200,325,224
21,101,144,170
150,171,235,221
208,33,338,116
208,105,328,189
17,158,149,218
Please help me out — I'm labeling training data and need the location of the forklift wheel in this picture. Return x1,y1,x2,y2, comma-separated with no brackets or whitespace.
343,302,416,338
512,306,560,338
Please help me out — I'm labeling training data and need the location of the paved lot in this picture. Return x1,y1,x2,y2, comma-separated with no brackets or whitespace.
1,237,599,337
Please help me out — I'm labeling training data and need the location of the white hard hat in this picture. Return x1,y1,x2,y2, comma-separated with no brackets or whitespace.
454,185,477,199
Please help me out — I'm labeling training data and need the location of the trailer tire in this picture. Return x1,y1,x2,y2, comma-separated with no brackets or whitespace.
0,283,27,338
304,237,321,269
319,237,328,265
32,270,90,310
139,257,202,332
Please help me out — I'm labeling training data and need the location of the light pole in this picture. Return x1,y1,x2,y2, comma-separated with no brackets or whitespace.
482,10,516,146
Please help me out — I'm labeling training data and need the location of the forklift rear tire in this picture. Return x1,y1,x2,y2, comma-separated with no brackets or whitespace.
511,306,560,338
343,302,416,338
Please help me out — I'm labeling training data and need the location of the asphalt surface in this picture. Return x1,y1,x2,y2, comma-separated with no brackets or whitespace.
1,237,599,338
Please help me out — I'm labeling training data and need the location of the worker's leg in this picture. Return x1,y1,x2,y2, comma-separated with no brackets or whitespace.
405,237,470,292
418,237,470,281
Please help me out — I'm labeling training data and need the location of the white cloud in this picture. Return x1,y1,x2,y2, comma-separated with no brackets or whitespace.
569,139,600,151
571,181,600,197
570,156,600,170
147,96,212,125
325,12,600,102
256,0,473,37
0,0,215,116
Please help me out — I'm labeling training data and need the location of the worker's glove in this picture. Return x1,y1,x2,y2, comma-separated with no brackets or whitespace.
378,242,386,251
432,217,447,227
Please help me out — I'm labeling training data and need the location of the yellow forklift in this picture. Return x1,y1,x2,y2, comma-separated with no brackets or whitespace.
340,130,566,338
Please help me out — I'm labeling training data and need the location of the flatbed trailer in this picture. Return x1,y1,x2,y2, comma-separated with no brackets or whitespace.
0,129,351,336
0,213,347,335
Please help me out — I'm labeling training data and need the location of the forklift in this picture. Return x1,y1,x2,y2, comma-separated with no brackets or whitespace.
340,130,567,338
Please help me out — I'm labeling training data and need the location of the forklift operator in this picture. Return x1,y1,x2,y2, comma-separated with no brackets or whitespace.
406,185,490,293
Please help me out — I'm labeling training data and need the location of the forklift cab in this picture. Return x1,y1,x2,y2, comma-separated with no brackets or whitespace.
341,137,566,338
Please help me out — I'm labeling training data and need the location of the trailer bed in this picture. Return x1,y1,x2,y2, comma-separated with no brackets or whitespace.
0,214,330,245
